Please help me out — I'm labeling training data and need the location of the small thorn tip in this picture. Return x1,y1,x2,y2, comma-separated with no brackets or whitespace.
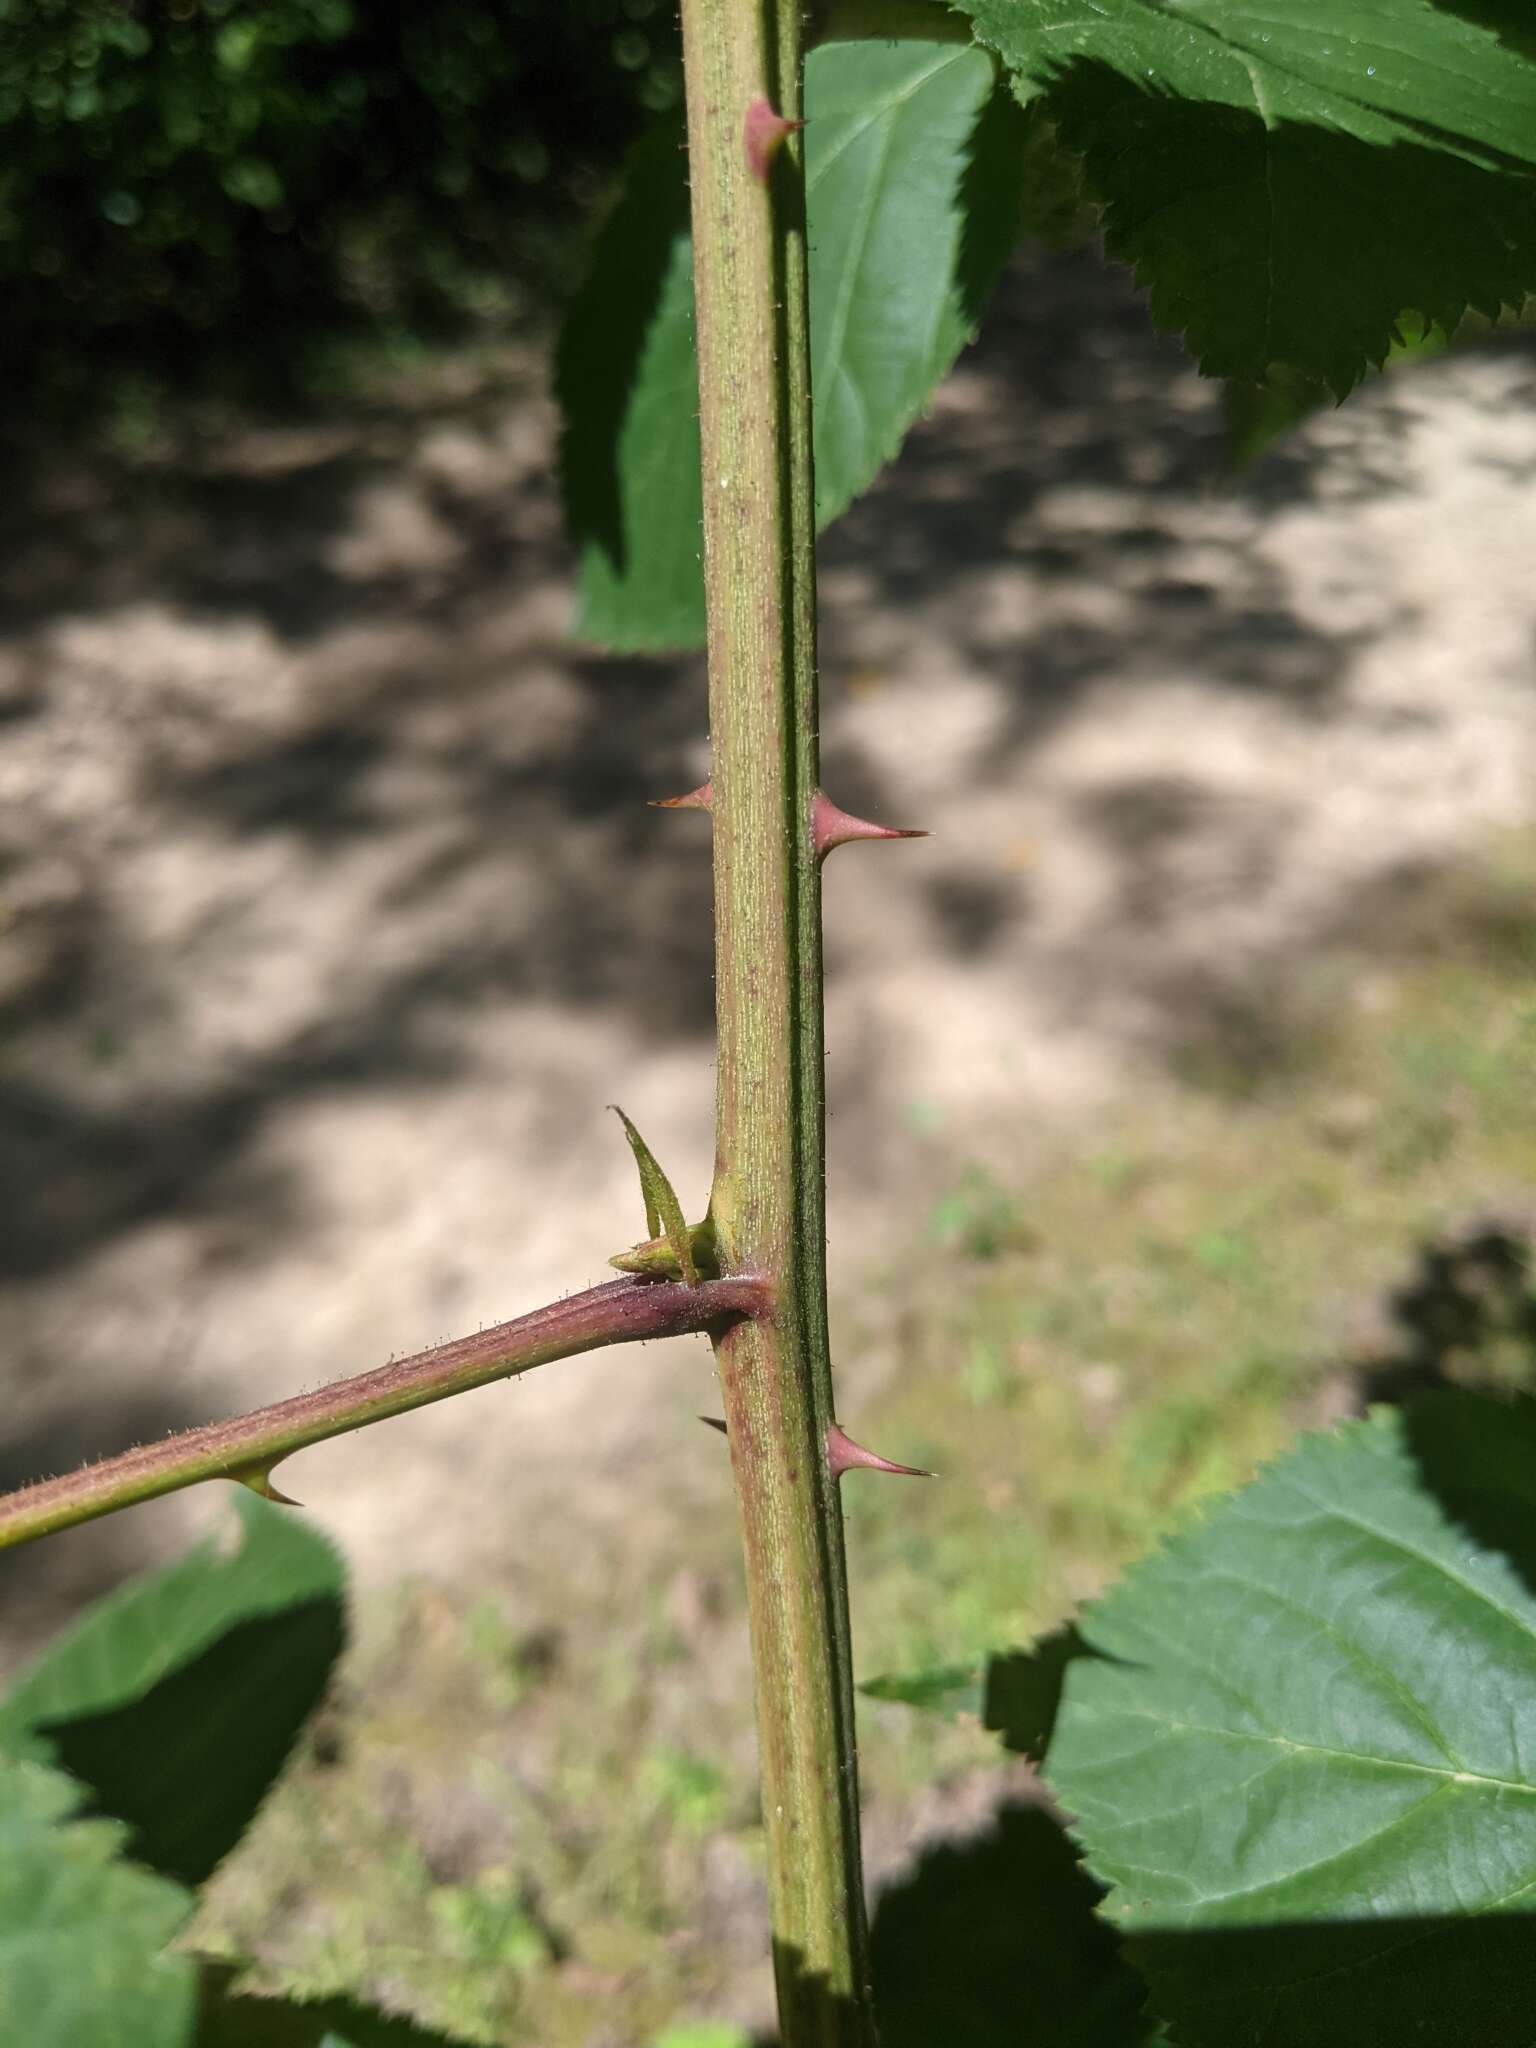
651,779,713,812
744,97,804,182
826,1423,933,1482
699,1415,729,1437
233,1464,302,1508
811,789,928,860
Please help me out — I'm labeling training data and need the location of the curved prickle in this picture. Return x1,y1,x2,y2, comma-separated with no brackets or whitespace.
811,790,927,861
744,96,804,182
231,1463,302,1508
826,1423,933,1481
651,780,713,811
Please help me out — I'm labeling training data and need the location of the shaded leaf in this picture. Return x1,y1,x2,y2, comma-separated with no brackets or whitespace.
0,1492,346,1887
982,1627,1092,1760
864,1625,1092,1760
1430,0,1536,57
557,117,701,654
862,1660,985,1719
0,1752,195,2047
1045,1397,1536,2047
871,1801,1162,2047
959,0,1536,392
196,1961,477,2047
1223,314,1452,463
965,0,1536,162
561,37,1024,649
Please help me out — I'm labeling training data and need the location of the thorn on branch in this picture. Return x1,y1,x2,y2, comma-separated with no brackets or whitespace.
744,97,804,182
826,1423,933,1482
651,780,713,812
231,1463,302,1508
811,790,928,862
700,1414,729,1437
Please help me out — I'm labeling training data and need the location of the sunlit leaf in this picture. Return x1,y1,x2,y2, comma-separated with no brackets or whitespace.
561,36,1024,649
1046,1397,1536,2047
0,1753,195,2047
196,1960,477,2047
957,0,1536,392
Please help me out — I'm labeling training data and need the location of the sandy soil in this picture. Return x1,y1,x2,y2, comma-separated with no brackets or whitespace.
2,247,1535,1651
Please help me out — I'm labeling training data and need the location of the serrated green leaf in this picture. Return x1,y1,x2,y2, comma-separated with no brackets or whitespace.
963,0,1536,162
1043,1396,1536,2048
558,117,702,654
864,1625,1088,1759
196,1960,476,2047
0,1493,345,1888
1222,313,1451,464
561,38,1024,650
1429,0,1536,58
610,1105,699,1285
0,1753,196,2047
804,38,1021,528
959,0,1536,392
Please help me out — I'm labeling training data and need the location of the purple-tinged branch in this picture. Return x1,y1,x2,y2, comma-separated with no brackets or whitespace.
0,1275,768,1552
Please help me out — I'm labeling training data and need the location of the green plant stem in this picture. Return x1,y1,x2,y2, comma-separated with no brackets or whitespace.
679,2,874,2039
0,1276,766,1552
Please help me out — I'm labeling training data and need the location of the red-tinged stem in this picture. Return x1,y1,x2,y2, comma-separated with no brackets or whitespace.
0,1276,768,1552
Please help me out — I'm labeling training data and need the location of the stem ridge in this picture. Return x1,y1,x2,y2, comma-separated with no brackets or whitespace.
680,1,876,2036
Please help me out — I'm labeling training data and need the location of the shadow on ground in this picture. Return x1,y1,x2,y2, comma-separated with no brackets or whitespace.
3,250,1531,1297
2,240,1535,1644
740,1793,1536,2047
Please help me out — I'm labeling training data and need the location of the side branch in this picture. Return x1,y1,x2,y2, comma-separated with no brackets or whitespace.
0,1275,768,1552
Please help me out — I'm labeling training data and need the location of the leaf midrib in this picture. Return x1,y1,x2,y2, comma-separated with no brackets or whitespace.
809,46,973,402
1068,1701,1536,1797
1032,0,1534,167
1105,1783,1536,1916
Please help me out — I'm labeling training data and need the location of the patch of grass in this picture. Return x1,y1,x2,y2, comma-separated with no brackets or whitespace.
926,1167,1034,1262
198,1546,768,2045
200,836,1536,2042
850,835,1536,1788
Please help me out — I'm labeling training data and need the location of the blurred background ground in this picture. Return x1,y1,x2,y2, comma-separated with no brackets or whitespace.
4,7,1536,2044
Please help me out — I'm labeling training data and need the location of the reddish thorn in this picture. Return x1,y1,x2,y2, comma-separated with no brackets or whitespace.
826,1423,933,1482
811,789,928,861
744,97,805,182
699,1415,729,1437
651,780,713,812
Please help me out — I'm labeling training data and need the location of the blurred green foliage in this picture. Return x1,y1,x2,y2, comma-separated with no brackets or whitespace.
0,0,680,421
